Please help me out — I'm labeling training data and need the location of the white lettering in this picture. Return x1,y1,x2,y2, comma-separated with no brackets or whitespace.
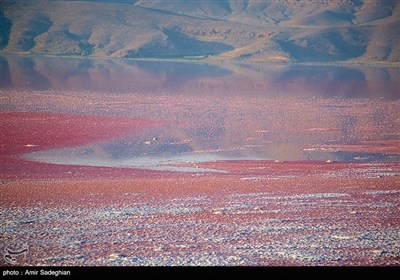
25,270,39,276
3,270,19,276
40,270,71,276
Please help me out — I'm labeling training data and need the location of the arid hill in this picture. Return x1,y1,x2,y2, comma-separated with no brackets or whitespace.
1,0,399,63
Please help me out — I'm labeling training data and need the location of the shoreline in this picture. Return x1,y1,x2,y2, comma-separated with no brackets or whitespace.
1,69,399,265
1,52,399,68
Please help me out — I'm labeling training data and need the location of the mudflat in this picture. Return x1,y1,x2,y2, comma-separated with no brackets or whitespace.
1,58,399,266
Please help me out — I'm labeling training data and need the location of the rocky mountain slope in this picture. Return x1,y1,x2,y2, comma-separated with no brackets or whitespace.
0,0,399,63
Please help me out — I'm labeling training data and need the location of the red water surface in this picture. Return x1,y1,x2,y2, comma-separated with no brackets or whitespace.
1,100,399,266
2,159,400,266
0,111,164,179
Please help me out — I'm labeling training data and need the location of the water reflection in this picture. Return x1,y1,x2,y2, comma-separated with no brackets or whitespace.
15,57,51,90
1,55,398,99
23,123,400,173
2,55,399,171
0,56,11,87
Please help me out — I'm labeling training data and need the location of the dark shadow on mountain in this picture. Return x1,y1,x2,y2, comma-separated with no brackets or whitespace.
278,28,367,62
126,29,234,59
17,14,52,51
0,10,12,49
133,0,232,19
297,10,354,26
63,0,138,2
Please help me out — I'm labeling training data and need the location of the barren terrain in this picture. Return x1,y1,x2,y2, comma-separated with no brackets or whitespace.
1,0,399,63
1,75,399,265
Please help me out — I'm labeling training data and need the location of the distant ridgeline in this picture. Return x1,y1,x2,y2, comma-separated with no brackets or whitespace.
0,0,399,63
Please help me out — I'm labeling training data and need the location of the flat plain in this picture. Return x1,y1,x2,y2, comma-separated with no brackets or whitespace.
1,71,399,265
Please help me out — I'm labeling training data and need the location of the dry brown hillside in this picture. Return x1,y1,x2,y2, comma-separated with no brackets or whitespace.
0,0,399,63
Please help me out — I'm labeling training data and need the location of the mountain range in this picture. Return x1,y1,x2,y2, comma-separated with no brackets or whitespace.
1,0,399,63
